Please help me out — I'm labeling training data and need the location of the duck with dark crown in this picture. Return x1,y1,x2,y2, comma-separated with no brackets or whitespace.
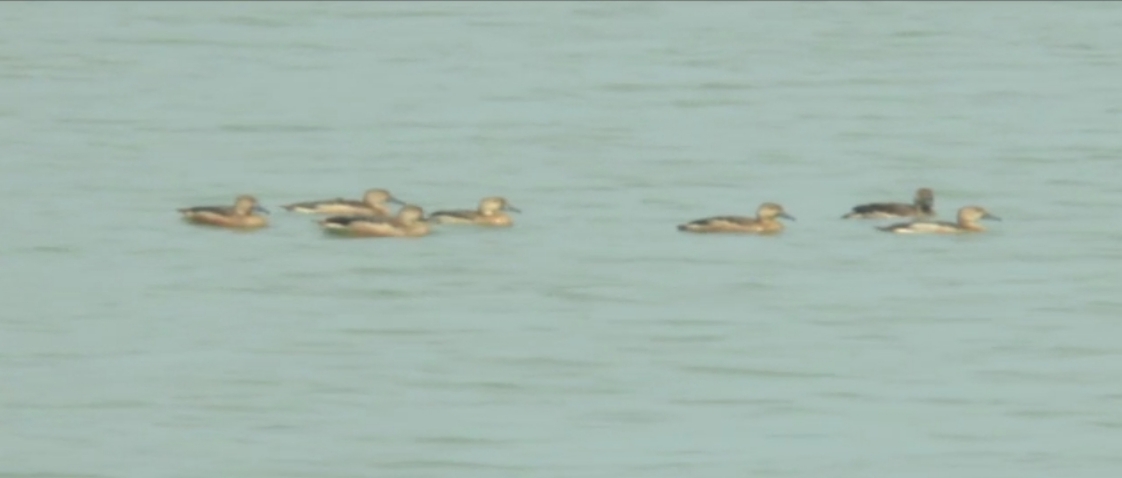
843,187,935,219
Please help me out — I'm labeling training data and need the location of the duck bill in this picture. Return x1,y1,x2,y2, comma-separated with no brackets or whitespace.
779,212,796,221
983,213,1001,221
388,197,407,206
253,205,271,215
505,205,522,213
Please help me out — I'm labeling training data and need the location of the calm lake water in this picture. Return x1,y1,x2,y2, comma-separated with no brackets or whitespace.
3,2,1122,477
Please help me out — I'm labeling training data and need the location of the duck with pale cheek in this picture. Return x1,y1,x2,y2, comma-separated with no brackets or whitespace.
677,202,796,235
878,206,1000,234
281,188,406,217
318,204,430,238
427,196,521,227
843,187,935,219
178,195,270,229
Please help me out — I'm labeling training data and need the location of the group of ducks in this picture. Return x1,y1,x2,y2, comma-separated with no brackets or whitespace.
677,187,1000,235
177,189,520,237
176,187,1000,237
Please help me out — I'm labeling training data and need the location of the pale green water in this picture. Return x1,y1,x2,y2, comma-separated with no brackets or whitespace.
3,2,1122,477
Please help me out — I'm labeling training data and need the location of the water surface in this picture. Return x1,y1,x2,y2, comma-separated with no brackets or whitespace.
2,2,1122,477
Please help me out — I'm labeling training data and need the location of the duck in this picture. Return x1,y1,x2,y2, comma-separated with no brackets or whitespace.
178,195,269,229
317,204,430,238
877,205,1000,234
677,202,795,234
842,187,935,219
281,188,405,216
427,196,521,227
